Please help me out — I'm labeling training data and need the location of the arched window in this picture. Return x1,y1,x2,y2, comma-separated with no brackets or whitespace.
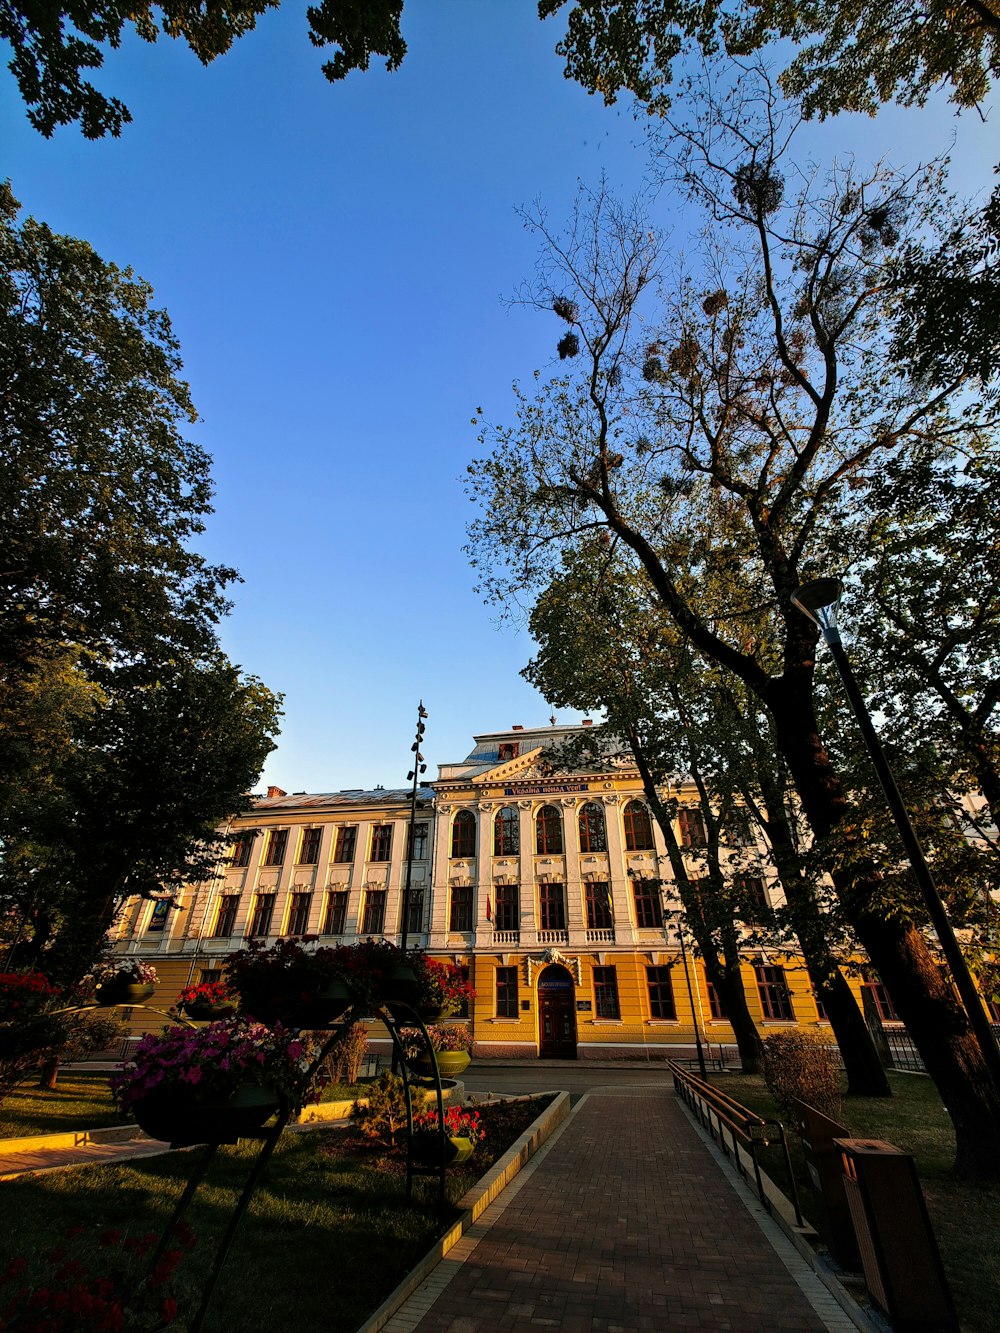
623,800,654,851
578,802,607,852
451,810,476,858
535,804,564,854
494,807,520,856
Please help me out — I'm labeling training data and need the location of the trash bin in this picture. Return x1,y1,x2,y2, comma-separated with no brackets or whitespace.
789,1099,859,1269
833,1138,957,1332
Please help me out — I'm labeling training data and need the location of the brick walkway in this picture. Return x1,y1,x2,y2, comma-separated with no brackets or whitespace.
385,1089,852,1333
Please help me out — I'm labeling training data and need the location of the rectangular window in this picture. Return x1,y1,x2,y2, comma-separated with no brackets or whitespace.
263,829,288,867
405,886,424,935
864,980,899,1023
407,822,429,860
361,889,386,935
494,883,519,931
496,965,518,1017
646,966,677,1020
631,877,663,928
594,966,621,1019
370,824,392,862
232,834,255,868
737,876,770,922
333,826,357,864
756,964,795,1021
213,894,240,938
539,883,566,931
707,979,727,1020
725,808,754,846
298,828,322,864
146,899,171,933
678,808,707,848
450,885,473,932
322,890,348,936
285,892,311,936
246,893,275,938
585,882,613,930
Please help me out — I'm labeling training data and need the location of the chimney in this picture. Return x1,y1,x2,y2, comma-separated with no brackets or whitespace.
512,724,524,731
582,719,593,727
267,785,287,799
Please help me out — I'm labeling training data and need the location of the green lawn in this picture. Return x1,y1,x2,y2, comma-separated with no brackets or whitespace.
0,1094,556,1332
0,1074,119,1138
710,1071,998,1333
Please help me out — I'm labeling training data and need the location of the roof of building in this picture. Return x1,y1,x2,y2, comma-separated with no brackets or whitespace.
250,788,434,811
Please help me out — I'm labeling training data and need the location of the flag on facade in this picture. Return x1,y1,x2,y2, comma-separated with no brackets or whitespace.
486,894,492,922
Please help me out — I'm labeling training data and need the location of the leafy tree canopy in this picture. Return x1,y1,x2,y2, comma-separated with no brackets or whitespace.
1,0,405,137
0,181,235,671
541,0,1000,117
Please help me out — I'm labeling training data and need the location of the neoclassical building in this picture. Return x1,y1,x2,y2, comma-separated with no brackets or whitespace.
111,722,848,1057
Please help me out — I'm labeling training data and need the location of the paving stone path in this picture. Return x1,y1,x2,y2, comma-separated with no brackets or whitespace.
385,1088,853,1333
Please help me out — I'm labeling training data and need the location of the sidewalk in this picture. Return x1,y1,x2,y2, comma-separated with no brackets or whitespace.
382,1088,856,1333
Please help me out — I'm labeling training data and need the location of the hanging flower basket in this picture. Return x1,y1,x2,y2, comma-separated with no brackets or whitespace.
96,980,155,1006
177,978,236,1022
248,980,353,1030
131,1083,280,1147
410,1130,474,1166
413,1049,471,1079
379,962,419,1006
182,998,236,1022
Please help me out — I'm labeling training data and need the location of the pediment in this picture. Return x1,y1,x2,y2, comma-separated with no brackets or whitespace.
471,747,546,785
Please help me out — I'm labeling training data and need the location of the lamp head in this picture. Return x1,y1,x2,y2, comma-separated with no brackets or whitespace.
790,577,843,639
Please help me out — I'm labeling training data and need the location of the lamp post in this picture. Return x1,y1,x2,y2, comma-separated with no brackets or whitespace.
399,702,428,956
790,577,1000,1091
664,904,708,1080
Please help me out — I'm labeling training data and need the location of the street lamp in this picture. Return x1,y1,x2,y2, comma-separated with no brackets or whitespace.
663,903,708,1080
399,702,428,956
791,577,1000,1092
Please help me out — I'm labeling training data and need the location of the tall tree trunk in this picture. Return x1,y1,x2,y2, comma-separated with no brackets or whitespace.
772,687,1000,1176
630,735,764,1073
37,1058,59,1090
750,754,891,1097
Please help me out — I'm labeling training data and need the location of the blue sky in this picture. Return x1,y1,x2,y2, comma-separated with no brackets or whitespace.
3,3,996,792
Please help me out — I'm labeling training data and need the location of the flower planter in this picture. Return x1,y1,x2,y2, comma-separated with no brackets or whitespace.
132,1083,280,1147
246,980,353,1030
413,1050,471,1079
95,981,155,1006
379,963,419,1006
182,999,236,1021
410,1131,474,1166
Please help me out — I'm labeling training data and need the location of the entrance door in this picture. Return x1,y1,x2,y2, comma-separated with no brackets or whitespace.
538,966,577,1059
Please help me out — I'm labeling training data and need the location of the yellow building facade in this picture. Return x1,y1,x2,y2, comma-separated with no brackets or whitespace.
112,723,850,1056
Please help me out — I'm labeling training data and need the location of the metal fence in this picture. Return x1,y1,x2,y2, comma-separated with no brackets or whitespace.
876,1023,1000,1074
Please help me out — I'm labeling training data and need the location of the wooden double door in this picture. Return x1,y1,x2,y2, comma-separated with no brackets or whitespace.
538,965,577,1059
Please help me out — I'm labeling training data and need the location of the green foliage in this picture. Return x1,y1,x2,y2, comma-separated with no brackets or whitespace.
0,188,282,982
541,0,1000,117
2,0,406,137
350,1071,410,1147
761,1031,841,1122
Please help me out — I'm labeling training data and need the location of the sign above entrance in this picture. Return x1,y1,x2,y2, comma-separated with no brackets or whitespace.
501,782,589,795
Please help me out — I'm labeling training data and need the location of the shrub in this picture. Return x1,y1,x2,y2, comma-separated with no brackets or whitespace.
350,1072,410,1146
761,1031,841,1123
323,1021,368,1085
412,1104,484,1148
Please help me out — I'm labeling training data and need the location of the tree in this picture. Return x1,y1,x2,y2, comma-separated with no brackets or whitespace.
1,0,407,137
541,0,1000,117
526,549,890,1093
467,85,1000,1174
0,187,282,980
0,182,235,672
524,548,767,1073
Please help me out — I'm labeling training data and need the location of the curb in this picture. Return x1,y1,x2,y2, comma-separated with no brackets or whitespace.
356,1091,572,1333
0,1123,146,1155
